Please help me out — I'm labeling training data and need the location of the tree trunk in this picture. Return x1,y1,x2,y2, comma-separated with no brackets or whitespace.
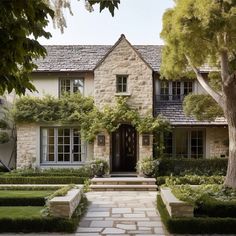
223,83,236,188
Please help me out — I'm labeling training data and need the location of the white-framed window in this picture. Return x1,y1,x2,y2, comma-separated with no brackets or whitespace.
116,75,128,93
41,127,85,164
159,80,193,101
60,78,84,95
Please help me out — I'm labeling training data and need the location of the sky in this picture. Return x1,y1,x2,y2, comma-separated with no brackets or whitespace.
38,0,174,45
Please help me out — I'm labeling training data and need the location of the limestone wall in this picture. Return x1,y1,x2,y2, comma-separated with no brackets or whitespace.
206,127,229,158
93,132,110,161
16,124,39,169
94,37,153,163
139,134,153,160
94,38,153,115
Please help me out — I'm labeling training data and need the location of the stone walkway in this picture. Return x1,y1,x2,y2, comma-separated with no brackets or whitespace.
77,191,167,236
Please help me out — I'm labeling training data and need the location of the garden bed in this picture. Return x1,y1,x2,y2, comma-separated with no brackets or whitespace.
158,184,236,234
0,185,87,233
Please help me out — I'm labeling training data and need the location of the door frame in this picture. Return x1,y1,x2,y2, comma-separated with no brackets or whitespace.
110,123,139,173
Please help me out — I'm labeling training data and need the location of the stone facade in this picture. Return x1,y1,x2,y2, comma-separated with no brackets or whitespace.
206,127,229,158
93,131,110,161
94,37,153,163
16,124,39,169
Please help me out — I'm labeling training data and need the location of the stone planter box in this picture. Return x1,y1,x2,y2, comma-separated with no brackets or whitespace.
49,186,83,218
160,187,194,217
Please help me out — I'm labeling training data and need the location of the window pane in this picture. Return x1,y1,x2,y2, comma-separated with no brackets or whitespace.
172,81,181,100
116,75,128,93
175,130,188,158
64,154,70,162
160,81,169,100
184,81,193,96
190,130,204,158
73,79,84,94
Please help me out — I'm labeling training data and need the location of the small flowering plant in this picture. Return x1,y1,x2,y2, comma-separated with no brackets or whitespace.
89,159,109,177
136,157,159,177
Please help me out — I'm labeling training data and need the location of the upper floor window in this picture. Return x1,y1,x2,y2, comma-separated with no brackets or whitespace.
116,75,128,93
60,78,84,95
159,80,193,101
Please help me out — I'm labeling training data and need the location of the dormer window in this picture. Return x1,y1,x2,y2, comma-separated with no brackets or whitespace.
116,75,128,93
60,78,84,95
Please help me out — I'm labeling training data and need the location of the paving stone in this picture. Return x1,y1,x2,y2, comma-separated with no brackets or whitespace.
112,208,132,214
123,213,146,218
77,227,103,233
137,221,163,227
85,212,110,217
90,220,114,227
102,228,126,234
116,223,136,230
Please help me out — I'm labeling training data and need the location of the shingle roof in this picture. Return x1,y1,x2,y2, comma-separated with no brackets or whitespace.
155,102,227,126
35,45,162,72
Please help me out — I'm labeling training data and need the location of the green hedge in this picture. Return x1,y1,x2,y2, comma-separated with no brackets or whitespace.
156,175,224,186
9,167,92,177
0,196,88,233
195,195,236,218
0,197,46,206
157,158,227,176
0,176,87,184
157,195,236,234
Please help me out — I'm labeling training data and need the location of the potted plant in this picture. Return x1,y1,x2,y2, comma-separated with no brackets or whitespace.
89,159,109,177
136,157,159,177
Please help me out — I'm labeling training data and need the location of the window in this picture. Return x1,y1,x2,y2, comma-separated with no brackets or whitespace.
172,81,181,100
159,80,193,101
116,75,128,93
160,81,169,100
60,78,84,95
41,127,85,164
184,81,193,95
162,129,204,158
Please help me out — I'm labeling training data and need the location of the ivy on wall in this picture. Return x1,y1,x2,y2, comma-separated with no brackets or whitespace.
14,94,170,142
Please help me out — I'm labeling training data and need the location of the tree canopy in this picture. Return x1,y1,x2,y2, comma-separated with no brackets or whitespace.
161,0,236,188
0,0,120,96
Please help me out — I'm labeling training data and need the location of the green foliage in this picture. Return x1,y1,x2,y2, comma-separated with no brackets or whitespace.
14,95,170,142
89,159,109,177
10,167,93,177
0,132,10,144
161,0,236,78
157,158,227,176
0,0,54,95
157,195,236,234
195,195,236,217
183,94,224,121
0,176,87,184
157,175,225,186
136,157,159,177
47,185,75,201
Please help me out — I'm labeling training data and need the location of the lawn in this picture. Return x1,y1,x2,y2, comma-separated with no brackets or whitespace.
0,206,43,218
0,190,53,198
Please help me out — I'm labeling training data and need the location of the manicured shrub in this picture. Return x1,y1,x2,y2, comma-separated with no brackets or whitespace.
0,176,87,184
195,195,236,218
157,158,227,176
157,195,236,234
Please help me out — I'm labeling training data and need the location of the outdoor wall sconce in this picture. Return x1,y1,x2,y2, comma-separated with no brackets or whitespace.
142,134,150,146
97,134,105,146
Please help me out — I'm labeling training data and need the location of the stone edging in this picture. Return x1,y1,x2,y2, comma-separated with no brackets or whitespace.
160,187,194,217
49,186,83,218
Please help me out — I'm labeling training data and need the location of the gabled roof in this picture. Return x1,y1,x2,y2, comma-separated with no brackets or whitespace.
155,102,227,126
34,44,162,72
94,34,153,71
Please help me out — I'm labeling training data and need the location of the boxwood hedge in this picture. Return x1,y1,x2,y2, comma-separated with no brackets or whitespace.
157,195,236,234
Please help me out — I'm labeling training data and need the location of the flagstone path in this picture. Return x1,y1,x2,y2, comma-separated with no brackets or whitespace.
77,191,168,236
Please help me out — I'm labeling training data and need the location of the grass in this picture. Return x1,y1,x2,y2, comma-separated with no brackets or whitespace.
0,190,53,198
0,206,43,219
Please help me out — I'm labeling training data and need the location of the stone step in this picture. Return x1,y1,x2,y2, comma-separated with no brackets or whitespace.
91,177,156,185
90,184,157,191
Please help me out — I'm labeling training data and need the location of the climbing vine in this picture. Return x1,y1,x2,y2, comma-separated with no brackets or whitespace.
14,94,170,142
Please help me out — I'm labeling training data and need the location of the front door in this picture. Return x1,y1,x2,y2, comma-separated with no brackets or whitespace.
112,124,137,172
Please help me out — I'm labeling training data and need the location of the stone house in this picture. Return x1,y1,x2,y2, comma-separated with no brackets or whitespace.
2,34,228,171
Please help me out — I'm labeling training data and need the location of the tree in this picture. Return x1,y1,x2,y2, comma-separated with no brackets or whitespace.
161,0,236,188
0,0,120,96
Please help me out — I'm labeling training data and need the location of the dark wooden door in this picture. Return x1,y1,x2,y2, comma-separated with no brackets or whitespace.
112,124,137,172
